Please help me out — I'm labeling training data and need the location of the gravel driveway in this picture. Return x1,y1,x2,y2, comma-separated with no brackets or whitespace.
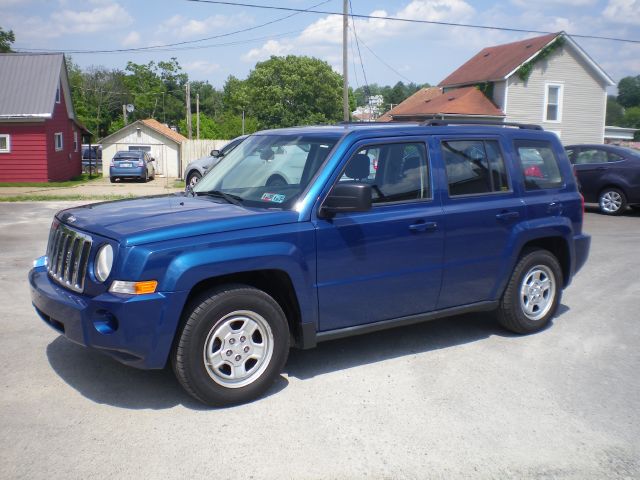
1,202,639,479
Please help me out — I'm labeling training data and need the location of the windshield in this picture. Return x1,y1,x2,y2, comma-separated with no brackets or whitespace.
193,133,338,209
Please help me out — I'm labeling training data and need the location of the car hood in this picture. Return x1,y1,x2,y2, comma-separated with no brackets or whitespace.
56,194,299,246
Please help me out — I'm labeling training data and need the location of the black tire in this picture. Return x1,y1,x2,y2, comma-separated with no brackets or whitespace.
598,187,627,216
187,171,202,188
266,175,287,187
497,249,563,334
141,171,149,183
110,177,116,183
172,284,290,406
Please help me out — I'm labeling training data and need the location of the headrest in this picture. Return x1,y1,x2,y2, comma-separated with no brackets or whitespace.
346,153,371,180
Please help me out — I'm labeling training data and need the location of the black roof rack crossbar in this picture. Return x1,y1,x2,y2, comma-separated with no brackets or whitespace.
421,119,543,130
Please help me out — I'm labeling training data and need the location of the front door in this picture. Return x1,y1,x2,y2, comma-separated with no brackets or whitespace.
315,140,444,332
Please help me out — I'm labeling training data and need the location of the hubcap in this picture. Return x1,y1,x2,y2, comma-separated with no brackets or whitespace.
202,310,274,388
189,175,200,187
601,191,622,213
519,265,556,321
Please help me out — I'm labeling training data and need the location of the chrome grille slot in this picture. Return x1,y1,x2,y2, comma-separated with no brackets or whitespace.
46,223,92,293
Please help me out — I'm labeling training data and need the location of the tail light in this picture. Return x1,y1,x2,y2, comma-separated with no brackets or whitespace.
110,160,115,167
137,160,144,167
580,193,585,215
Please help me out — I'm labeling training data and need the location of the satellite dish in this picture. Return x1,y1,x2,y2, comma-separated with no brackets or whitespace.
126,104,135,113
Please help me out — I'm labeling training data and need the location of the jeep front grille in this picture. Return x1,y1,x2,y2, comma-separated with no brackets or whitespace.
46,223,92,293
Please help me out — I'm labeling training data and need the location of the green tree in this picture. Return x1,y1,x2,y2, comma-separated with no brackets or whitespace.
191,81,224,119
606,96,624,126
178,113,258,139
236,56,344,129
0,26,15,53
123,61,165,120
617,75,640,108
622,106,640,139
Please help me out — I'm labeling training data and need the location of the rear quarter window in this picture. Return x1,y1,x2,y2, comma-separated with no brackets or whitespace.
515,140,563,190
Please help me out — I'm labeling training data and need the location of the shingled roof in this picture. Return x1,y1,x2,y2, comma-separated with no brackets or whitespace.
378,86,503,121
439,33,560,87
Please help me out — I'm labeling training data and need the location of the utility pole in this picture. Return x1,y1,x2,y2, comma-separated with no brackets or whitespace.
196,93,200,140
185,83,192,140
242,110,245,135
342,0,349,123
122,104,128,125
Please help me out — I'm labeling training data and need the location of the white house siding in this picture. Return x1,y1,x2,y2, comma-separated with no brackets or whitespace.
505,46,608,145
101,124,181,177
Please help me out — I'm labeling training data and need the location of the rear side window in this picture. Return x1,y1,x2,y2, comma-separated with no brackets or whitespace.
442,140,509,196
515,140,563,190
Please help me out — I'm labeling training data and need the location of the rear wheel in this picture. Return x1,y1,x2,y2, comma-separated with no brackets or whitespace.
110,177,116,183
172,285,290,406
498,249,562,334
599,187,627,215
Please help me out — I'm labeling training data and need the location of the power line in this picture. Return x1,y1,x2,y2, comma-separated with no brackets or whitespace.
357,37,413,84
184,0,640,44
349,0,369,98
13,0,331,54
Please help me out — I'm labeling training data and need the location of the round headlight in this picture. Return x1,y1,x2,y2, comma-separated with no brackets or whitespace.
95,244,113,283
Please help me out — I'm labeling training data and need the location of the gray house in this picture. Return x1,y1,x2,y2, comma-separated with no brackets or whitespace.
439,32,615,144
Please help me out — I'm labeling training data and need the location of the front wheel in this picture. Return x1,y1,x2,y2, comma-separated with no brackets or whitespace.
599,187,627,215
497,249,563,334
187,171,202,188
172,285,290,406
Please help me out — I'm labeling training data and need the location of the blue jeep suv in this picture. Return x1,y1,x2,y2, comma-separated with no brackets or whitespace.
29,121,590,406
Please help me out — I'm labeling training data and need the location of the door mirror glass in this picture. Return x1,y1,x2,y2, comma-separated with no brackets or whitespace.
210,149,221,157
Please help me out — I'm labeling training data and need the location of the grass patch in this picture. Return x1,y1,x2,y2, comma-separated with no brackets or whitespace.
172,180,186,189
0,173,103,188
0,194,136,202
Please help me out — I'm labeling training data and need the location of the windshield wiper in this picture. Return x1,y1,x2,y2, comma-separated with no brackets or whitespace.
196,190,244,206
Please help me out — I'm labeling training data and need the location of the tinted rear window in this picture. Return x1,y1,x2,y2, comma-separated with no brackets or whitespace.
515,140,563,190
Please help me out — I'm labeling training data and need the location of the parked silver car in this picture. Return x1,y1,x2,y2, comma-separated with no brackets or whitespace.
183,135,247,188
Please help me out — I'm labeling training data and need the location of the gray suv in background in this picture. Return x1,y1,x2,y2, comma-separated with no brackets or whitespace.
184,135,247,188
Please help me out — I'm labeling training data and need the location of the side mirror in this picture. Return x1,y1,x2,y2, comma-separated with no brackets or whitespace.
320,183,371,217
210,149,221,157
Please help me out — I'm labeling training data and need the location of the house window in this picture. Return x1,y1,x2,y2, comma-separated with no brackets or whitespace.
544,84,563,122
0,134,10,153
54,132,63,151
73,131,78,152
55,85,61,104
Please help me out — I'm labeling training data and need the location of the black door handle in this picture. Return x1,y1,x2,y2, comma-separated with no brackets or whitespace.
495,211,520,221
409,221,438,232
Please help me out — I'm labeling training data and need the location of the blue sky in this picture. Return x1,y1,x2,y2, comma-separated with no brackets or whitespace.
2,0,638,90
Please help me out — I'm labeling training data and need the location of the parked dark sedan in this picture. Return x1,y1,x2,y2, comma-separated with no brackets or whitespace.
565,144,640,215
110,150,156,183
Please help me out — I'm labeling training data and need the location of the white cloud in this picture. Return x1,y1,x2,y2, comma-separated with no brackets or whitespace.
603,0,640,25
121,31,140,47
184,60,221,75
243,39,295,62
511,0,596,6
51,2,133,34
158,13,251,39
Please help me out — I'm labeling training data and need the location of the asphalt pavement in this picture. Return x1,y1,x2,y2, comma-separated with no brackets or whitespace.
0,202,638,479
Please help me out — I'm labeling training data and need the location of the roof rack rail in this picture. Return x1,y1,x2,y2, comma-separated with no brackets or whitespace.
421,119,543,130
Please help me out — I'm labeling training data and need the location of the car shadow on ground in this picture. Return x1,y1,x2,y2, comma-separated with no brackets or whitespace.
46,305,569,410
285,305,569,380
585,204,640,217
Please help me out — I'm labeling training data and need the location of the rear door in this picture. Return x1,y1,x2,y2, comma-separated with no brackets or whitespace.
433,135,525,308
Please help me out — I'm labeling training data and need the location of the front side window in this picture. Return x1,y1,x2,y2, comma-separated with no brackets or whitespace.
515,140,563,190
338,142,430,204
0,134,10,153
442,140,509,196
54,132,63,151
544,84,563,122
194,134,338,209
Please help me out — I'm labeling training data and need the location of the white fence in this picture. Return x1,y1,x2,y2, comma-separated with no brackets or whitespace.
180,139,231,178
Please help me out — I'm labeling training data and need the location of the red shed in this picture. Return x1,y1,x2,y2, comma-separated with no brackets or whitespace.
0,53,89,182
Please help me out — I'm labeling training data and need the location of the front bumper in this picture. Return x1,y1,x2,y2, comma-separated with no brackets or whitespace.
29,263,188,369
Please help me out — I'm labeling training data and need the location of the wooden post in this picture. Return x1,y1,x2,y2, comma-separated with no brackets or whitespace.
196,93,200,140
122,104,128,125
186,83,192,140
